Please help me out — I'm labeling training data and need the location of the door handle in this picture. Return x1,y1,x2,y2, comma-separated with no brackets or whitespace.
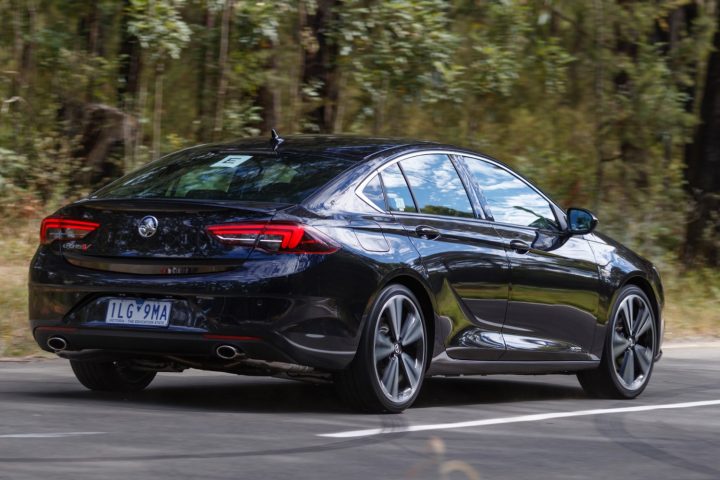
509,239,531,254
415,225,441,240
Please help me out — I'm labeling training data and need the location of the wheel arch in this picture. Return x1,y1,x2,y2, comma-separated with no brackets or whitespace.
379,272,438,370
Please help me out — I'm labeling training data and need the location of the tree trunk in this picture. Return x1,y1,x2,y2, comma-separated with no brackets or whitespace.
614,0,647,191
9,0,26,151
134,60,149,168
300,0,340,133
118,0,142,110
20,1,36,91
333,70,346,132
683,8,720,266
196,5,216,141
660,2,699,190
592,0,607,212
610,0,654,247
289,3,306,132
256,45,279,134
16,0,36,152
213,0,233,140
152,62,165,162
11,0,23,98
81,1,100,102
372,76,389,135
118,0,143,170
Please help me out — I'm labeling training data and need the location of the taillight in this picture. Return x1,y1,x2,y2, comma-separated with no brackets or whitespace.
206,222,340,254
40,217,100,245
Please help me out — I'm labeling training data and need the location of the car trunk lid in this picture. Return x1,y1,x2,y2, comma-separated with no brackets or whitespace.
57,199,288,273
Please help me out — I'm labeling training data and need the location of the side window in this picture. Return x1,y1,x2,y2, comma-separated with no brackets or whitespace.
399,154,474,218
361,174,386,211
461,156,558,229
380,164,417,213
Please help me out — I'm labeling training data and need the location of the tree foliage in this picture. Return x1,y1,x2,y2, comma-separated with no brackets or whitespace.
0,0,718,266
127,0,191,61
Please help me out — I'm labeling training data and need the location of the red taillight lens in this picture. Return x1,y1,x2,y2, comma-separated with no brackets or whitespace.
206,222,340,254
40,217,100,245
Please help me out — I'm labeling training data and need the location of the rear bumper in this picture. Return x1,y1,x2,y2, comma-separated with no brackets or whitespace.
30,285,361,370
32,325,351,369
28,248,382,371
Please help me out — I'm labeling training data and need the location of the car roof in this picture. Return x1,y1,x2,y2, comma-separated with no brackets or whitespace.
206,134,439,161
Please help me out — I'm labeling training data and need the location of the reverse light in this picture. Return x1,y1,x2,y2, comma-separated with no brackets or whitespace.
206,222,340,254
40,217,100,245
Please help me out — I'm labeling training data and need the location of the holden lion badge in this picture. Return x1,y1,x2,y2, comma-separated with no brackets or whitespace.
138,215,159,238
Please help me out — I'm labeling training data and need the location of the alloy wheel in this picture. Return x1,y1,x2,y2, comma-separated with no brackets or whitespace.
372,293,426,403
611,293,656,391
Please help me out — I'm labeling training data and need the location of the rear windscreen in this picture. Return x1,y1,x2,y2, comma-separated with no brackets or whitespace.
92,151,353,203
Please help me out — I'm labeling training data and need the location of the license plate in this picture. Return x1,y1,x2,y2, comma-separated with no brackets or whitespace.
105,298,172,327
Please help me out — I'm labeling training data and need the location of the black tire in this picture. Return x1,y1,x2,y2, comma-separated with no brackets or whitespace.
577,285,657,399
335,284,428,413
70,360,156,392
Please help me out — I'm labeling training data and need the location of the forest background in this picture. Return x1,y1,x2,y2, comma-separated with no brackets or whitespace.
1,0,718,356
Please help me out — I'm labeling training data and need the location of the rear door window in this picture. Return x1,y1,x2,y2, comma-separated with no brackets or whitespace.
398,154,474,218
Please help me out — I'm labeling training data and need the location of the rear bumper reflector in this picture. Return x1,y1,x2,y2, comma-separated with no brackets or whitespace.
64,254,239,275
203,334,261,342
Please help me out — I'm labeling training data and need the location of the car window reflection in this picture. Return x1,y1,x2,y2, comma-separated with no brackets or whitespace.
362,174,386,210
399,154,474,218
93,152,353,204
461,157,557,229
380,164,417,213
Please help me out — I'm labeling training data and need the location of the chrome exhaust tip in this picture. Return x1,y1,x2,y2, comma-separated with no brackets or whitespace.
215,345,240,360
47,336,68,352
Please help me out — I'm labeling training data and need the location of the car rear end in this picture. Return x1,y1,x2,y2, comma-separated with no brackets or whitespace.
28,146,379,371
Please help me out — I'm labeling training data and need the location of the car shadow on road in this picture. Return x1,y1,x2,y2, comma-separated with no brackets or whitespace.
22,374,587,414
415,377,586,408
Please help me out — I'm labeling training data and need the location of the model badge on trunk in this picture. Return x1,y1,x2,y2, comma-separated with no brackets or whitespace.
138,216,159,238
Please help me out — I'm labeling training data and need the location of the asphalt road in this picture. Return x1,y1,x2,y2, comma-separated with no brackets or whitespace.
1,344,719,480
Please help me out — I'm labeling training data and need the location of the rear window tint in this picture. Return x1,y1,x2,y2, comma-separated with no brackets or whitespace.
93,151,352,204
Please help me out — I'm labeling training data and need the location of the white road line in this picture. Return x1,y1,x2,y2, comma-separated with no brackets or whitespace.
319,399,720,438
0,432,105,439
663,342,720,349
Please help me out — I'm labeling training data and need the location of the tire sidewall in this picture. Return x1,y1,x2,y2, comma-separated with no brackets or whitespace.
603,285,656,398
360,284,427,412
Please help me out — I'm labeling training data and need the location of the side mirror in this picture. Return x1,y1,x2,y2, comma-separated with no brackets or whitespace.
566,208,598,235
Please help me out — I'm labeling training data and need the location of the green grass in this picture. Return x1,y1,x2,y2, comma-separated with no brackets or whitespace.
0,265,38,357
661,265,720,342
0,222,717,357
0,219,46,357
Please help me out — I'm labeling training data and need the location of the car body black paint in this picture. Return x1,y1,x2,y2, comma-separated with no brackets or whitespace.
29,135,663,378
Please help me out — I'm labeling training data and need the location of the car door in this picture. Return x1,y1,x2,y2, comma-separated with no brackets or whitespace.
457,154,601,361
372,152,510,361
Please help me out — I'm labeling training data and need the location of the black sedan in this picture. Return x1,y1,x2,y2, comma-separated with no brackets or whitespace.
29,133,664,413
